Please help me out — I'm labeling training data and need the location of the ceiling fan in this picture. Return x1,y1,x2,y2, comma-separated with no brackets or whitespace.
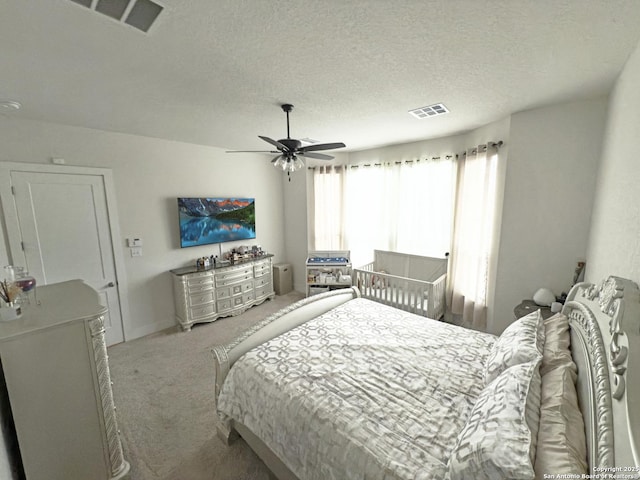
227,104,346,179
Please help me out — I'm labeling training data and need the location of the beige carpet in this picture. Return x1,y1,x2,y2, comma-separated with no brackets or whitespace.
108,291,305,480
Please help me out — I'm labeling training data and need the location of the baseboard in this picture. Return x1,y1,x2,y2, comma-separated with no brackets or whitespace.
125,318,178,342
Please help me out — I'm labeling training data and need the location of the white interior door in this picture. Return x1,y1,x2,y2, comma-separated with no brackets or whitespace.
4,169,125,345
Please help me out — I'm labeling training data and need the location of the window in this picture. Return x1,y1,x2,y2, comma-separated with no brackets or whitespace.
313,158,455,266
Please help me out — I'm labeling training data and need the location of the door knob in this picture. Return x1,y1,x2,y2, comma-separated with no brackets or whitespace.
106,282,115,288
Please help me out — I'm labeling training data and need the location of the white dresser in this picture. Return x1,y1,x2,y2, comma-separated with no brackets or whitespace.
171,255,275,331
0,280,129,480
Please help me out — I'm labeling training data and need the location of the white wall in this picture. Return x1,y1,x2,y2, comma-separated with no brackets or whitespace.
492,98,608,334
0,117,287,340
282,167,308,293
586,40,640,284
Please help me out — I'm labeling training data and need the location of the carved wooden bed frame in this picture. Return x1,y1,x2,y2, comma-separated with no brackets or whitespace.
212,277,640,478
563,276,639,472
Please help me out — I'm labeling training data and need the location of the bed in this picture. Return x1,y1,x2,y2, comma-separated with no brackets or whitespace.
212,276,640,479
353,250,447,319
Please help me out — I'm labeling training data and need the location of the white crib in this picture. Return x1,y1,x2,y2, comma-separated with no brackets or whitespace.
353,250,448,319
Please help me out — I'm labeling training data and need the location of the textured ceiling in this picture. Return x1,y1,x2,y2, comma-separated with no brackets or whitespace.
1,0,640,153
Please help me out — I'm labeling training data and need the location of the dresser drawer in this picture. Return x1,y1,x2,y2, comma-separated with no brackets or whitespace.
187,270,214,280
255,284,273,298
217,298,232,312
243,291,255,303
216,268,253,286
232,295,246,308
218,283,256,312
216,264,252,279
188,283,215,295
254,276,271,288
187,274,214,288
188,291,215,307
216,286,231,300
189,303,215,319
229,280,254,296
253,261,271,276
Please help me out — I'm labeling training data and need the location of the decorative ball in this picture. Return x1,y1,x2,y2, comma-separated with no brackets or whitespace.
533,288,556,307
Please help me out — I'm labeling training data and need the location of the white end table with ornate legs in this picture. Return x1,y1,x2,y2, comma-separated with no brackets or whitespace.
513,299,554,320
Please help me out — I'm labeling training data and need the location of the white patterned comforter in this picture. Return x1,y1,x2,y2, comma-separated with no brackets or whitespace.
217,298,496,480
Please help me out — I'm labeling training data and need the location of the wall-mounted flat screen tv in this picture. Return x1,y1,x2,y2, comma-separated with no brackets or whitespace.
178,197,256,248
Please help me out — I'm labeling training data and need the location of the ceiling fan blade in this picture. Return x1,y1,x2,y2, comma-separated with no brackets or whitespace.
259,135,288,151
298,151,334,160
299,142,346,153
226,150,280,153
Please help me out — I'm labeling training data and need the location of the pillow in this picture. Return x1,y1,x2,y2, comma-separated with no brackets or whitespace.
540,313,576,377
484,310,545,384
448,359,542,480
534,364,587,478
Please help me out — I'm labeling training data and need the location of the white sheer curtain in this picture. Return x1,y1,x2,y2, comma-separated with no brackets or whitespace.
312,158,455,267
343,163,389,265
312,145,501,329
312,165,345,250
392,159,454,257
448,144,500,330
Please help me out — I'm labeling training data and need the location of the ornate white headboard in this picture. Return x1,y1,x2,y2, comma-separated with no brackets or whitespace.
563,276,640,473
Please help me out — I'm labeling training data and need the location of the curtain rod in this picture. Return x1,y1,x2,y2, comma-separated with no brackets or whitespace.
461,140,504,157
308,140,503,170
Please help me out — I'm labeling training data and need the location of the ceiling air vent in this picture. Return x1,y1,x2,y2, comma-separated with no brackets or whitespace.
68,0,163,33
95,0,130,21
408,103,449,119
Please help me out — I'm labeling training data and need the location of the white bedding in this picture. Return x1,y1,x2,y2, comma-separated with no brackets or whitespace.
217,298,496,480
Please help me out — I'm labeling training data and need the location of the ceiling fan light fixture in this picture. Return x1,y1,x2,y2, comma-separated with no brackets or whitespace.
273,155,305,173
293,156,305,171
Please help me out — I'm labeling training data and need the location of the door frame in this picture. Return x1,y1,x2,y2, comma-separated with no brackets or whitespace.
0,161,131,342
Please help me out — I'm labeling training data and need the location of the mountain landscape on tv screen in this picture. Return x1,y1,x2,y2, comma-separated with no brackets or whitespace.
178,197,256,247
178,197,252,217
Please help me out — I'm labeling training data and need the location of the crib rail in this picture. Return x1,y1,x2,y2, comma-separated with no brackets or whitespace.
354,268,446,319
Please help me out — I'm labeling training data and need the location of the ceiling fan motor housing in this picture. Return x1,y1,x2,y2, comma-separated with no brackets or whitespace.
278,138,302,152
